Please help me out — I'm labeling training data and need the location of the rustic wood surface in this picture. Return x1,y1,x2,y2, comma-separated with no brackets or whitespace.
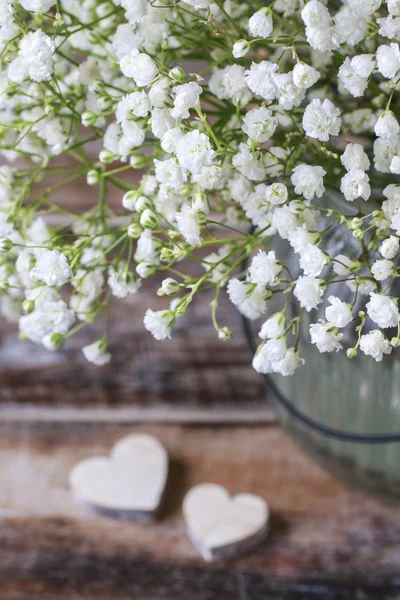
2,422,400,600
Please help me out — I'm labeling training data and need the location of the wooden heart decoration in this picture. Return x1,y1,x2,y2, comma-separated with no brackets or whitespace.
69,433,168,521
183,483,269,561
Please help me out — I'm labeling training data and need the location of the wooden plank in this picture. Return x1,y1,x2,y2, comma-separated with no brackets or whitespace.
0,422,400,599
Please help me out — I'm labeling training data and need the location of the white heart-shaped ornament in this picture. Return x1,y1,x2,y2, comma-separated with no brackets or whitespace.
183,483,269,561
69,434,168,520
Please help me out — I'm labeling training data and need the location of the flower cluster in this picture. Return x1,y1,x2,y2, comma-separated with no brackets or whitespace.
1,0,400,373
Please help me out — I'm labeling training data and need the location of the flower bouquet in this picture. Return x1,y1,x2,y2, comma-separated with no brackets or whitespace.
1,0,400,376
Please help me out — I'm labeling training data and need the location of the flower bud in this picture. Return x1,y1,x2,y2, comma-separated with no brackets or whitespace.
122,190,140,211
347,348,357,358
353,228,364,241
43,333,65,351
127,223,142,238
97,96,114,111
136,261,156,278
193,191,209,213
232,39,250,58
349,217,363,230
88,81,104,94
86,169,101,186
140,208,158,229
179,185,192,196
81,111,98,127
99,149,115,164
135,195,153,212
130,154,148,169
161,277,180,295
391,337,400,347
160,247,175,262
169,66,185,81
218,326,232,341
0,238,13,252
21,299,35,314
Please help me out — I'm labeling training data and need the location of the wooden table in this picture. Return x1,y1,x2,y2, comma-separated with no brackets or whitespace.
1,281,400,599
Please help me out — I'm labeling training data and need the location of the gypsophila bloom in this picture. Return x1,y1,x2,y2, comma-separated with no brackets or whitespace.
291,164,326,200
366,293,400,328
82,341,111,366
294,276,325,311
248,8,273,38
302,99,341,142
32,250,71,287
360,330,392,361
310,323,343,353
2,0,400,376
380,236,400,259
371,259,393,281
248,250,282,285
144,309,175,340
325,296,353,328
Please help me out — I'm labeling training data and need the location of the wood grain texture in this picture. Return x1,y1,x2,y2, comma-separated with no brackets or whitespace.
1,422,400,599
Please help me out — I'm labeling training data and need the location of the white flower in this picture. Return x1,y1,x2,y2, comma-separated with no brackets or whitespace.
380,236,399,259
116,92,151,121
302,98,341,142
175,130,215,175
291,164,325,200
341,143,370,171
301,0,331,28
273,348,304,376
340,169,371,202
32,249,71,287
253,338,287,374
374,136,400,173
388,0,400,16
376,43,400,79
347,0,381,17
143,309,174,340
120,49,158,87
371,259,393,281
265,183,288,205
338,56,375,98
170,82,202,119
299,244,327,276
248,250,282,285
274,72,306,110
82,341,111,365
272,205,298,239
391,156,400,173
248,8,273,38
242,107,278,143
232,143,266,181
333,6,368,46
175,204,203,244
366,292,400,328
294,275,325,311
227,279,267,320
305,26,335,52
360,330,392,361
375,111,400,139
244,61,278,100
288,227,318,253
154,157,187,187
259,313,286,339
292,63,320,89
232,40,250,58
310,322,343,353
19,300,74,344
325,296,353,328
108,265,141,298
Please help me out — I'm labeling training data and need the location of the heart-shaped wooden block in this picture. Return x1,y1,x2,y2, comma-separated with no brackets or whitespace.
69,433,168,521
183,483,269,561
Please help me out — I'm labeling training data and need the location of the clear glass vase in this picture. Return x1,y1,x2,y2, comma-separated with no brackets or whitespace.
263,192,400,501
